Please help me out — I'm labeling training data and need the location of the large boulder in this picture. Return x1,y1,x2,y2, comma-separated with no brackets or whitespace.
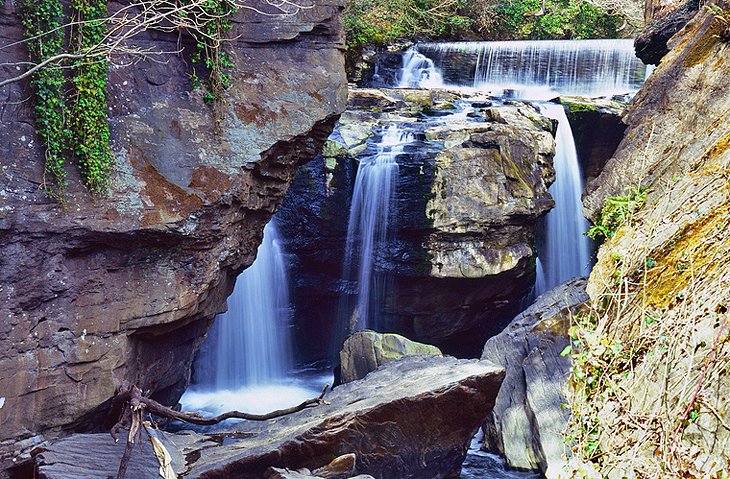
35,355,505,479
276,87,556,360
339,330,442,383
0,0,347,471
634,0,700,64
480,278,589,477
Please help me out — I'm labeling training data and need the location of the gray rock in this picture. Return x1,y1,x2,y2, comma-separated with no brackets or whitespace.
481,277,589,477
36,355,505,479
339,331,442,383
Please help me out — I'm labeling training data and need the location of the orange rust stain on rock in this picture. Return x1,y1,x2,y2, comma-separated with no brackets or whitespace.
235,102,277,127
128,147,203,227
189,166,233,203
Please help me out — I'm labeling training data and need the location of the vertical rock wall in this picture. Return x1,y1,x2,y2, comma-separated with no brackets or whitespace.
0,0,347,471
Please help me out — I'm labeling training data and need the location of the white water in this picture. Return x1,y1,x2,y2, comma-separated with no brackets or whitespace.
342,124,414,333
192,220,293,390
398,49,444,88
534,104,592,295
399,39,651,98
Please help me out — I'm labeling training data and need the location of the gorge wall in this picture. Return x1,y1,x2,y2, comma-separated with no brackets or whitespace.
0,0,347,472
567,1,730,476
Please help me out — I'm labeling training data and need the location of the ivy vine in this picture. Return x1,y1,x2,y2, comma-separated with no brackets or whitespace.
70,0,113,195
19,0,69,198
17,0,238,200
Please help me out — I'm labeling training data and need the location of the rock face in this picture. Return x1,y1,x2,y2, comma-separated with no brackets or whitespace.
277,88,556,360
480,278,588,477
634,0,700,64
339,330,442,383
574,5,730,477
0,0,347,471
35,355,506,479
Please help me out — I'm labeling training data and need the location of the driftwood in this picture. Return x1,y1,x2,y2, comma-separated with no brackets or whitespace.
109,380,330,479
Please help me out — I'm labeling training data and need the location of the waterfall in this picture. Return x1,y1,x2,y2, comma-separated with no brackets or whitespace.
341,124,414,335
398,39,651,98
194,220,293,389
534,104,591,295
398,48,444,88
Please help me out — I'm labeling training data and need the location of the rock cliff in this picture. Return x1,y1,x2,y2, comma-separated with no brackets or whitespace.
0,0,347,471
276,88,556,359
570,3,730,477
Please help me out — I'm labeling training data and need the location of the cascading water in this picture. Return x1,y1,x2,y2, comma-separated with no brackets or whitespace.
192,220,293,390
398,49,444,88
340,123,414,336
534,104,592,295
399,39,651,98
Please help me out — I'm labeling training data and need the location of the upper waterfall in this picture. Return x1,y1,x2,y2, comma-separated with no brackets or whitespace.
398,39,652,98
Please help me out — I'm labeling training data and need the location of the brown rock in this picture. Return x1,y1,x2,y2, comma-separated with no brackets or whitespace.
0,0,347,471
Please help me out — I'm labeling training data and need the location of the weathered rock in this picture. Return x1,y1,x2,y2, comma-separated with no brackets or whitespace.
36,355,505,479
0,0,347,471
557,96,628,184
277,87,556,360
339,331,442,383
575,5,730,476
481,278,589,477
265,454,373,479
634,0,700,64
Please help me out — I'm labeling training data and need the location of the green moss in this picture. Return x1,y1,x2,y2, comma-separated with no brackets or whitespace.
561,100,598,114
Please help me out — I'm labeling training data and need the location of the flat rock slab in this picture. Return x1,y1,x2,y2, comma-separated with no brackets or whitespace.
36,356,504,479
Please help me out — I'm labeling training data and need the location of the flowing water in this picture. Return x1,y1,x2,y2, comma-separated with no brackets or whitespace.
398,39,651,98
183,220,307,413
534,103,592,295
340,124,414,335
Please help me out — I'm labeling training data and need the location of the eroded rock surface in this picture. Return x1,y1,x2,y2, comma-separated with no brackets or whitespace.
36,355,505,479
277,88,556,359
575,4,730,476
481,278,588,477
0,0,347,470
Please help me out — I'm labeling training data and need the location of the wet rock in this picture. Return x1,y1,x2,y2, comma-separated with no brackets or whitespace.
36,355,505,479
0,0,347,471
339,331,442,383
277,88,557,360
481,278,589,477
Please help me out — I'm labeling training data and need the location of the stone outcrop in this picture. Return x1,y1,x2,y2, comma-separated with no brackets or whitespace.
35,355,505,479
480,278,588,477
0,0,347,472
574,4,730,477
277,88,556,360
634,0,700,64
338,330,442,383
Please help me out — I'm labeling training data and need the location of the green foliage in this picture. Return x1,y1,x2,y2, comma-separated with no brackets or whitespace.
586,185,648,241
70,0,113,195
188,0,237,106
344,0,621,48
344,0,474,48
492,0,620,39
19,0,69,198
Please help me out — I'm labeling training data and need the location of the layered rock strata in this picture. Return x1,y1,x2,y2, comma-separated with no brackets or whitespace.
0,0,347,471
36,355,505,479
575,3,730,476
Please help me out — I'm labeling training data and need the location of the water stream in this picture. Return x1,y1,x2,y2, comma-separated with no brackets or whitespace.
339,124,414,336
